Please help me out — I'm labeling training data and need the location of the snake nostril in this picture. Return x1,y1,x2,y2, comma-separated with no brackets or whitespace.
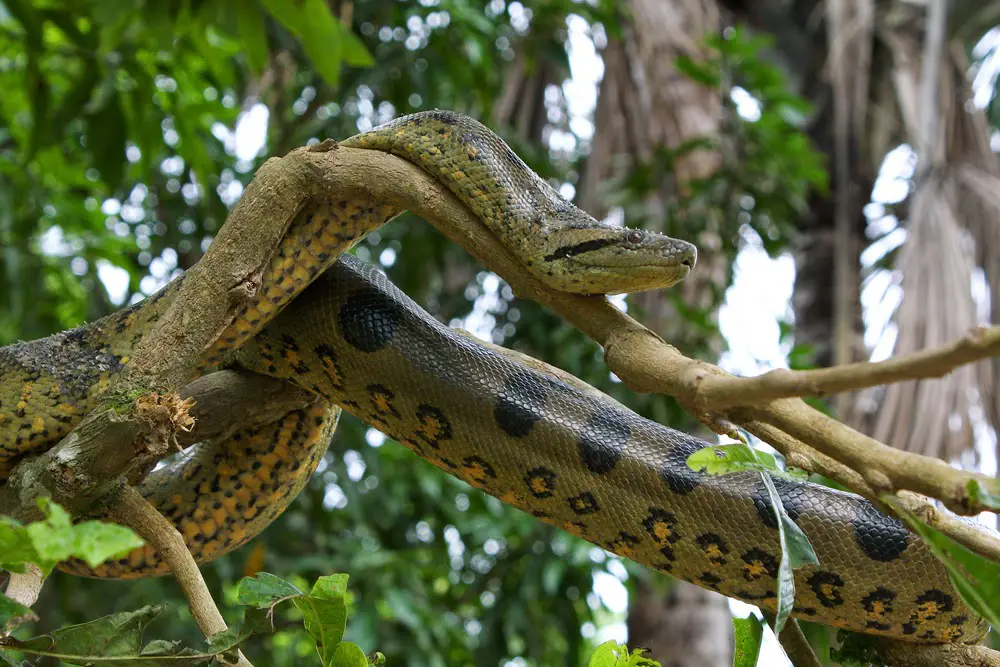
681,257,694,268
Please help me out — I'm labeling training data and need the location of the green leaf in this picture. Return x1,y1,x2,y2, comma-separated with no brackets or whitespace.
0,593,35,630
235,2,270,73
311,573,350,601
760,473,819,634
966,479,1000,512
332,642,368,667
24,498,75,564
674,54,720,87
588,640,660,667
206,605,272,654
732,615,763,667
85,91,128,189
236,572,303,607
885,497,1000,626
12,498,143,574
0,501,141,577
687,443,781,475
259,0,372,86
234,572,352,664
0,517,38,571
293,594,348,665
2,605,222,665
42,605,162,657
69,520,147,567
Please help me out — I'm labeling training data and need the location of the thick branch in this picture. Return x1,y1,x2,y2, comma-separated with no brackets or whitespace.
1,371,312,522
876,638,1000,667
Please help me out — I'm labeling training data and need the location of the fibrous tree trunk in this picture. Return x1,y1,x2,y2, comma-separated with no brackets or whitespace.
582,0,733,663
729,0,1000,464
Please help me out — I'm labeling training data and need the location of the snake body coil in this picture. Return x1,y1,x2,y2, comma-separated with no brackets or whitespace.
0,111,988,643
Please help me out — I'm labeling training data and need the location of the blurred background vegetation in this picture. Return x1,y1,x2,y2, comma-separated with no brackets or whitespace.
1,0,999,665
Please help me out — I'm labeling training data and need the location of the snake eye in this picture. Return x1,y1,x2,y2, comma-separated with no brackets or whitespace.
626,229,644,244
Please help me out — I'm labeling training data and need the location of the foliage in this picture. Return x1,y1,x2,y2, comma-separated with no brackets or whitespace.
587,641,659,667
2,569,382,666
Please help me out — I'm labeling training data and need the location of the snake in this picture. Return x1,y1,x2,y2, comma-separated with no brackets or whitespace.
0,110,990,644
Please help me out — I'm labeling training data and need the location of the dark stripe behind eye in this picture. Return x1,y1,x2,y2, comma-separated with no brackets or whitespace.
543,238,618,261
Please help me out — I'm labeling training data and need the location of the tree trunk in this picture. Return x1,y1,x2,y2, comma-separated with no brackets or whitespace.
582,1,733,663
627,578,733,667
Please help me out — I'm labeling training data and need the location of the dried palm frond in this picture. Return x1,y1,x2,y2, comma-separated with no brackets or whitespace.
868,173,986,459
850,2,1000,462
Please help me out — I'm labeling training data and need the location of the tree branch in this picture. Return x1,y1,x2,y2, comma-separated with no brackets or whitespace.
104,486,253,667
687,325,1000,410
0,371,313,522
0,564,43,635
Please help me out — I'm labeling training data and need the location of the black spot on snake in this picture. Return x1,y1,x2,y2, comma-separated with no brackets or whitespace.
644,508,681,546
494,371,550,438
862,588,897,631
524,467,557,498
696,533,730,565
366,384,400,422
740,548,779,581
659,438,704,494
568,492,600,515
852,498,910,561
339,287,403,352
313,344,346,391
697,572,723,590
578,408,628,475
751,475,807,529
414,404,452,449
911,589,953,623
461,456,496,485
606,532,641,556
808,571,845,608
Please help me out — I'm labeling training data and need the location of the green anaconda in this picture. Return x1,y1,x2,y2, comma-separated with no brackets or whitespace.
0,111,989,643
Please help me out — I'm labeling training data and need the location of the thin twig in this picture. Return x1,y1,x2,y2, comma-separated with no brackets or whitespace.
105,486,253,667
689,325,1000,410
0,564,43,636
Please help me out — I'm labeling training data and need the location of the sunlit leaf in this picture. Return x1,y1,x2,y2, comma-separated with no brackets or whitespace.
259,0,372,86
236,572,303,608
761,473,819,633
687,443,781,475
732,615,763,667
234,2,270,73
587,640,660,667
331,641,368,667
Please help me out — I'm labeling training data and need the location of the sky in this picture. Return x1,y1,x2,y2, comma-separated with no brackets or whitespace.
75,10,1000,667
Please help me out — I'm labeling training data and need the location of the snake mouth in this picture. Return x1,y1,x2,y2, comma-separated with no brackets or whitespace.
566,239,698,271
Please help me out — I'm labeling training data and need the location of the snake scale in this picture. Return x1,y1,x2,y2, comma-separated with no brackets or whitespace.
0,110,989,643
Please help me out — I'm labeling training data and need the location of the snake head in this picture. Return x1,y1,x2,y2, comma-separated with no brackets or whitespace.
535,222,697,295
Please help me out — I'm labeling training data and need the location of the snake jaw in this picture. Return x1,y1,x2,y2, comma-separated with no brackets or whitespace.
537,225,697,294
